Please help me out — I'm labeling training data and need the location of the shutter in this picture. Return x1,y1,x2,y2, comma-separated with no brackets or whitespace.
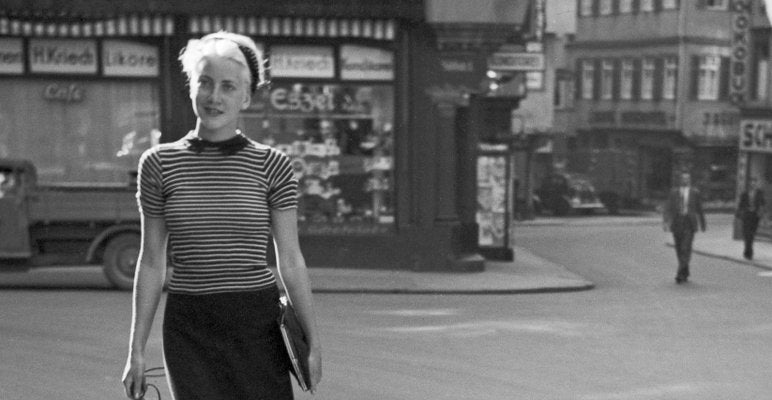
632,58,642,100
719,56,731,100
593,59,602,100
690,55,700,100
653,57,664,100
575,59,584,99
613,59,622,100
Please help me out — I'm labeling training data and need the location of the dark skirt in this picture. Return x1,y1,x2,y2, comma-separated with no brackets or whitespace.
162,286,293,400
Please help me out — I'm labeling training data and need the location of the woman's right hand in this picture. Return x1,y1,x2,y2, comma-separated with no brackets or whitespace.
122,354,147,399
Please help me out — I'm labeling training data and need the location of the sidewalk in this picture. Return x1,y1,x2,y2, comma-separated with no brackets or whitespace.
667,214,772,271
278,246,595,294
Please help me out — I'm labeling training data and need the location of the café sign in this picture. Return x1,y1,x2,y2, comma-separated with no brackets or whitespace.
340,45,393,81
102,40,159,77
29,39,97,74
0,38,23,74
270,45,334,78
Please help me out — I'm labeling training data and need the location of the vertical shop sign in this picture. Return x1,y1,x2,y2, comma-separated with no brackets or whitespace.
0,38,23,74
102,40,159,77
29,39,97,74
340,45,394,81
730,0,751,105
270,45,334,78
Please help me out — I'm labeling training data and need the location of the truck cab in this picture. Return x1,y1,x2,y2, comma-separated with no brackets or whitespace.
0,158,142,289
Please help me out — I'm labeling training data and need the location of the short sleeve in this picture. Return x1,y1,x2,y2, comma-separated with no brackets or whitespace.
136,148,165,217
266,148,298,210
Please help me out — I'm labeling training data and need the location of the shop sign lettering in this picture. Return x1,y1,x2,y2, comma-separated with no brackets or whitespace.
29,39,97,74
487,52,544,72
730,0,751,105
270,87,335,112
740,119,772,153
340,45,394,81
43,83,84,103
0,38,23,74
102,40,159,77
270,45,334,78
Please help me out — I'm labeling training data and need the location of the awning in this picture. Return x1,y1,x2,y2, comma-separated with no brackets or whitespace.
0,14,175,37
188,16,396,41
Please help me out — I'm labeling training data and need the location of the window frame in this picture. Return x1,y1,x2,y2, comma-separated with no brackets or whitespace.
698,55,721,100
640,0,654,12
641,58,655,100
619,0,633,13
582,60,595,100
620,59,634,100
601,59,614,100
599,0,613,15
663,56,678,100
580,0,594,16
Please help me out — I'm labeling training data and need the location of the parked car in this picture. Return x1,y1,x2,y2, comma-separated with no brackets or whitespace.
534,173,606,216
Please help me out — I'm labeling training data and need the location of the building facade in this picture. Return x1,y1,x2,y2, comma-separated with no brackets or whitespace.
565,0,743,208
0,0,536,270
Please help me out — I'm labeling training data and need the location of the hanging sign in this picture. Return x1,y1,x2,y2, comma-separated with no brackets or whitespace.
102,40,159,77
270,45,334,78
340,45,394,81
740,119,772,153
0,38,23,74
29,39,97,74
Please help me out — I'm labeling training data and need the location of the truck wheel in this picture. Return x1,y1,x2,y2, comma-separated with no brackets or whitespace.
103,233,140,290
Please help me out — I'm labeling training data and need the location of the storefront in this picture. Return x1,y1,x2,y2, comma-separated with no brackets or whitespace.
1,0,506,271
737,112,772,239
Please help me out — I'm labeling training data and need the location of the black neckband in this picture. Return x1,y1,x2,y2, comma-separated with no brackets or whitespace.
186,133,249,155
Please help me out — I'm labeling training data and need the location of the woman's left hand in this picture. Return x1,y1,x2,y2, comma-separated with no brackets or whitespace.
307,345,322,393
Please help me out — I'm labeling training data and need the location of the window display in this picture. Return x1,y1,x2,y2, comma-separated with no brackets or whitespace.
243,83,395,234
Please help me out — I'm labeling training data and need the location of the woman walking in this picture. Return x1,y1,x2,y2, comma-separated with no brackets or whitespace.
122,31,321,399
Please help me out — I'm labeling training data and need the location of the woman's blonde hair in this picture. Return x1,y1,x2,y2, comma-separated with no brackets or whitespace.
178,31,268,94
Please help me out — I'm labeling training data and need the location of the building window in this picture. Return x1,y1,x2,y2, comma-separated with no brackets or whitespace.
640,0,654,12
662,0,677,9
599,0,613,15
706,0,727,10
582,60,595,99
698,55,721,100
663,56,678,100
554,77,574,109
756,58,769,101
601,60,614,100
619,0,633,13
620,59,634,100
641,58,655,100
580,0,594,16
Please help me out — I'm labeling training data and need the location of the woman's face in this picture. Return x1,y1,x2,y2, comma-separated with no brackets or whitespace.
190,54,251,136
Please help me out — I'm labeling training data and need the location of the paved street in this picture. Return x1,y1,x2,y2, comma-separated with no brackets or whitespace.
3,213,772,399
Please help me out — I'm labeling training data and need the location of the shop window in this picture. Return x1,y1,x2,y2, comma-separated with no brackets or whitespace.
244,83,395,229
641,58,655,100
582,60,595,100
698,55,721,100
601,60,614,100
0,79,160,184
619,0,633,13
663,57,678,100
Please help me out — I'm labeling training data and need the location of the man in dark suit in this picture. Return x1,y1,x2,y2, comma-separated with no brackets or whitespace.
736,177,766,260
663,171,706,284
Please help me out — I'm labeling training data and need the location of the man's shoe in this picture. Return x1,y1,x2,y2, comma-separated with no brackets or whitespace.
675,277,684,284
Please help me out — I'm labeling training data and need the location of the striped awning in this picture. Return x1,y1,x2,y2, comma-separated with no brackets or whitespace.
0,14,175,37
188,16,396,41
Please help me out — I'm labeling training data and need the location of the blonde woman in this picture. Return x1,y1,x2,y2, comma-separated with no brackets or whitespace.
122,31,321,399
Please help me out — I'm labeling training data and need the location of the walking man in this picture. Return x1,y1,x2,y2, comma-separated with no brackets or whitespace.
736,177,766,260
663,171,706,284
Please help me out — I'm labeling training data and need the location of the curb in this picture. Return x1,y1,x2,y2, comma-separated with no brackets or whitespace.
665,242,772,271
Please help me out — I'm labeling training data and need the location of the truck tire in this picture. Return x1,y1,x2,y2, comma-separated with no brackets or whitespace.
103,233,140,290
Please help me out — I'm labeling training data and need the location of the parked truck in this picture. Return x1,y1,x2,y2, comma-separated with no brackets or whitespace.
0,158,142,290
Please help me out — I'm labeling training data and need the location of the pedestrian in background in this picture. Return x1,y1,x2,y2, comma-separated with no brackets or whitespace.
122,31,322,399
663,171,706,284
736,176,766,260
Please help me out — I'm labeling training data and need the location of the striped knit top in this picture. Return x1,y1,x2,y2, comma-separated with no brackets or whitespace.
136,132,298,295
